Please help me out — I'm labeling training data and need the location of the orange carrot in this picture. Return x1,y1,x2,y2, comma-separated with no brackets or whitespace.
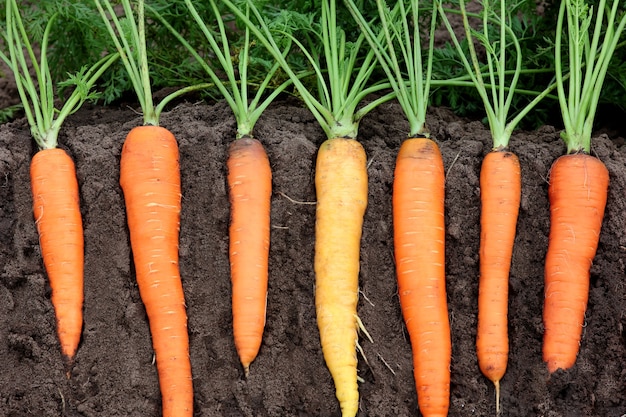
476,149,520,406
2,0,116,373
93,0,199,414
227,137,272,376
436,0,563,409
30,148,84,367
540,0,624,375
543,153,608,373
393,137,450,417
119,125,192,417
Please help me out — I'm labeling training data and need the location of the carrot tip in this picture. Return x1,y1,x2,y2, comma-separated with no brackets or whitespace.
243,364,250,379
494,379,501,415
62,354,75,379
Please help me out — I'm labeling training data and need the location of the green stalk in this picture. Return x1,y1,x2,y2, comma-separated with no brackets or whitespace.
149,0,296,139
94,0,154,124
555,0,626,153
437,0,558,149
1,0,118,149
345,0,437,138
220,0,393,140
94,0,211,126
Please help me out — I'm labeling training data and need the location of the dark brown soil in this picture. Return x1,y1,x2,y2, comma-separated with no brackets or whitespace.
0,96,625,417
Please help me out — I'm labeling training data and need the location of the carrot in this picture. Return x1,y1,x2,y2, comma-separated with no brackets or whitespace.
476,149,520,401
30,149,84,365
542,0,624,373
314,137,367,417
227,137,272,375
393,137,450,417
94,0,211,414
0,0,117,371
153,0,297,375
437,0,560,409
344,2,454,414
118,125,192,416
543,154,608,372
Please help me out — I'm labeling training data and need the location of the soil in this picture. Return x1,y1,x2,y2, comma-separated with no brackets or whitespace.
0,92,625,417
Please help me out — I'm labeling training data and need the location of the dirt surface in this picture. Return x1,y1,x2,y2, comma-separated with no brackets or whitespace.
0,95,624,417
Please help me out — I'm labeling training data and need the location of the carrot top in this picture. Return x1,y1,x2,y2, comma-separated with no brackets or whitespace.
438,0,558,149
149,0,296,139
555,0,626,153
0,0,118,150
344,0,438,138
94,0,212,127
221,0,394,140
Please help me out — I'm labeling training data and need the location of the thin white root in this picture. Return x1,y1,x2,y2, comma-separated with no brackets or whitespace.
356,341,369,366
355,315,373,343
445,149,462,183
360,290,375,307
366,152,377,170
495,379,501,415
58,387,66,413
278,191,316,205
271,225,289,230
377,353,396,376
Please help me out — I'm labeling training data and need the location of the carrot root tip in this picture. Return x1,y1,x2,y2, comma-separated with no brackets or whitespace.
63,354,75,378
494,379,501,415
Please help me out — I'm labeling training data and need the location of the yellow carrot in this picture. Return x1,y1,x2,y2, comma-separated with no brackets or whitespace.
315,137,367,417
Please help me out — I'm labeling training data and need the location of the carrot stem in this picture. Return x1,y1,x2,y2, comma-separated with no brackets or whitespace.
554,0,626,153
220,0,394,139
2,0,118,149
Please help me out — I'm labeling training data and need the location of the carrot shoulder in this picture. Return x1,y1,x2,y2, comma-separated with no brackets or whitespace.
227,137,272,376
393,138,450,417
477,150,520,398
315,137,367,417
30,148,84,366
119,125,192,417
543,153,608,373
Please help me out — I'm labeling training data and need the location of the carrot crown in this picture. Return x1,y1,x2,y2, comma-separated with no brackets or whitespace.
555,0,626,154
0,0,118,150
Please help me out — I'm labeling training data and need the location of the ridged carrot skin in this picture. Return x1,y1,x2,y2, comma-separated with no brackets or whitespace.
543,153,608,373
393,138,450,417
227,137,272,376
314,137,367,417
119,125,192,417
477,150,521,397
30,148,84,366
